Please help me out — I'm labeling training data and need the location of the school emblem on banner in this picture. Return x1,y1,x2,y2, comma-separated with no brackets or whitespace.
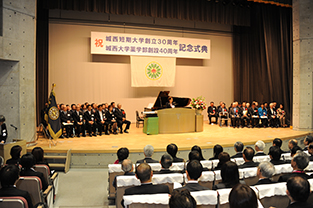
145,62,163,80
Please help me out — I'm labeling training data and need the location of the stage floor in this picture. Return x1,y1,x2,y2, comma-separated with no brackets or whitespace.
29,122,312,154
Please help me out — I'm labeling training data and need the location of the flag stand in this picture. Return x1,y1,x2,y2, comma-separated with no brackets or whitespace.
48,137,57,148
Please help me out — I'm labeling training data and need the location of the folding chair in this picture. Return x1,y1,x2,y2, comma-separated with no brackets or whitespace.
271,164,293,182
0,196,29,208
253,156,270,163
200,160,213,170
136,111,144,128
239,167,259,186
116,175,141,208
108,164,126,199
191,190,218,208
231,158,245,166
123,194,169,208
198,171,215,190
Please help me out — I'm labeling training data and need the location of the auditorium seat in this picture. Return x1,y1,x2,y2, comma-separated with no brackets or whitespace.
169,162,185,171
231,158,245,166
108,164,127,199
116,175,141,208
123,193,169,208
200,160,213,170
210,159,219,170
152,173,184,193
305,161,313,172
190,190,218,208
307,179,313,204
271,164,293,181
253,155,270,163
0,196,29,208
280,153,292,161
217,188,232,208
239,167,259,186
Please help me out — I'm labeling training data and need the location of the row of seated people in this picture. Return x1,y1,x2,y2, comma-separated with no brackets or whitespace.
42,101,131,138
207,101,287,128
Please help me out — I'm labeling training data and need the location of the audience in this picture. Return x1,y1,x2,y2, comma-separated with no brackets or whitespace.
290,146,302,157
136,145,159,164
273,138,287,154
114,147,129,164
169,189,196,208
176,160,210,191
231,141,244,158
32,147,50,169
303,135,313,151
156,154,174,174
214,152,230,170
238,147,259,168
268,146,287,165
167,143,184,162
253,161,275,185
6,145,22,165
113,159,135,189
288,139,298,151
209,144,223,160
191,145,205,160
229,184,258,208
213,161,244,190
286,176,312,208
254,140,266,156
308,144,313,161
0,165,33,208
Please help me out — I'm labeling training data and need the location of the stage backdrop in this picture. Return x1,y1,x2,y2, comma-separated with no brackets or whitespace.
49,23,233,122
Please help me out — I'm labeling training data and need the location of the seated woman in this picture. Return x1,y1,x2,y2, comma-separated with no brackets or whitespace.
32,147,52,175
166,96,175,108
277,104,287,127
114,147,129,164
213,152,230,170
6,145,22,165
191,145,205,160
209,144,223,160
213,161,245,190
105,105,117,135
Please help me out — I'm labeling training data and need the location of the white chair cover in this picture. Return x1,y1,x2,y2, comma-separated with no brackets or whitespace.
281,153,292,161
190,190,218,205
198,171,215,182
214,170,222,181
200,160,213,170
231,158,245,166
147,163,162,171
108,164,123,173
116,175,141,188
305,162,313,171
152,173,184,184
273,164,293,175
253,182,287,199
211,159,219,169
217,188,232,204
123,194,169,207
308,179,313,191
239,167,258,179
170,162,185,171
253,156,270,163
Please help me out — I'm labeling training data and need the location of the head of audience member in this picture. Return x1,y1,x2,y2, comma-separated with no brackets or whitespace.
304,135,313,147
242,102,246,108
117,147,129,163
234,141,244,153
186,160,203,181
255,102,259,107
255,140,265,153
291,146,302,157
0,115,5,125
188,151,201,161
169,189,196,208
291,151,309,171
210,102,214,107
273,138,282,148
219,101,223,107
10,145,22,160
167,143,179,159
213,144,223,159
71,104,76,111
221,161,239,187
243,147,255,162
260,103,264,109
143,145,154,158
121,159,133,173
81,104,86,110
257,161,275,180
268,146,281,161
288,139,298,150
104,103,108,109
251,102,256,108
76,104,81,111
20,153,36,169
287,176,310,204
160,154,173,169
191,145,205,160
31,147,45,163
264,102,268,108
309,144,313,156
0,164,20,187
135,163,152,183
273,102,277,108
218,152,230,167
229,184,258,208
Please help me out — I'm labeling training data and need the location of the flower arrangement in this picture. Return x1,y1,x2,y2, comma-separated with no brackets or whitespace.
190,96,206,110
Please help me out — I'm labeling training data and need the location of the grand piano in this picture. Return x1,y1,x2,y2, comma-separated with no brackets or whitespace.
144,91,201,134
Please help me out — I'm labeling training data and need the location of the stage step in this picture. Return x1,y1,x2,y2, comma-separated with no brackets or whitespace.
45,155,67,159
49,163,66,168
44,149,72,173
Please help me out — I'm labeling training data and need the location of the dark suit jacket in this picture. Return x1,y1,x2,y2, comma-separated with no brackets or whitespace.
231,152,243,158
213,180,246,190
253,178,275,186
278,172,310,182
105,111,116,122
20,168,48,190
309,155,313,161
287,201,313,208
60,110,73,123
238,161,259,169
176,182,210,192
270,159,287,165
229,107,240,118
114,108,124,121
0,186,33,208
95,110,107,124
72,110,84,124
255,152,266,156
84,110,96,123
124,183,170,195
172,157,184,162
303,146,308,151
6,158,20,165
136,158,159,164
207,106,218,116
268,108,277,118
0,123,8,143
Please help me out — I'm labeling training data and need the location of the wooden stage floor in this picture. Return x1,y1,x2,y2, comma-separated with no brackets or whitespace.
29,122,312,154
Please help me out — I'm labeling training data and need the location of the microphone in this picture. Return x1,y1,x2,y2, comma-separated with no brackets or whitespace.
10,124,18,130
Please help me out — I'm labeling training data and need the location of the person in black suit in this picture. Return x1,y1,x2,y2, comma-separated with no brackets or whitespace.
278,151,310,182
20,153,48,191
229,184,258,208
60,105,74,138
115,104,131,134
249,102,259,128
105,105,118,135
0,165,34,208
72,104,86,137
0,115,8,143
6,145,22,165
238,147,259,168
273,138,288,154
166,96,175,108
229,102,241,128
253,161,275,185
231,141,244,158
155,154,174,174
213,152,230,170
207,102,218,125
32,147,52,175
136,145,159,164
170,189,196,208
95,105,109,136
123,163,170,205
114,147,129,164
84,105,97,137
176,160,210,192
268,103,279,128
240,102,250,128
288,139,298,152
286,176,313,208
268,146,287,165
167,143,184,162
254,140,266,156
209,144,223,160
308,144,313,161
113,159,135,189
303,135,313,151
218,103,228,126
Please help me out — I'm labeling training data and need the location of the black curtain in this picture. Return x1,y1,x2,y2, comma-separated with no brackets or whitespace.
233,3,292,122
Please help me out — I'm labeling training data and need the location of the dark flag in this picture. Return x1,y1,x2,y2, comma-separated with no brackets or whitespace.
44,84,62,139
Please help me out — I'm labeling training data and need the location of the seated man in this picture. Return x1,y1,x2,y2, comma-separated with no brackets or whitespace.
231,141,244,158
169,189,196,208
136,145,159,164
72,104,86,137
207,101,218,125
6,145,22,165
268,146,287,165
84,104,97,137
0,165,33,208
286,176,312,208
268,103,279,128
278,151,310,182
253,161,275,185
167,143,184,162
303,135,313,151
175,160,210,191
218,103,228,126
155,154,174,174
273,138,288,154
60,105,74,138
288,139,298,152
229,102,240,128
254,140,266,156
240,102,250,128
113,159,135,189
238,147,259,168
188,151,209,171
249,102,259,128
115,104,131,134
95,104,109,136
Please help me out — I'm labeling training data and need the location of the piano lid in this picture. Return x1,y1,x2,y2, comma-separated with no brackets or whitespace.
152,91,191,110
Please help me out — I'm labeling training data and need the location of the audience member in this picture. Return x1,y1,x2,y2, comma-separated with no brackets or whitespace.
6,145,22,165
176,160,210,191
0,115,7,143
238,147,259,168
114,147,129,164
254,140,266,156
136,145,159,164
231,141,244,158
268,146,286,165
209,144,223,160
253,161,275,185
169,189,196,208
113,159,135,189
167,143,184,162
288,139,298,151
308,144,313,161
214,152,230,170
31,147,52,174
229,184,258,208
286,176,312,208
156,154,174,174
213,161,244,190
303,135,313,151
0,165,33,208
20,153,48,190
290,146,302,157
273,138,287,154
278,151,310,182
191,145,205,160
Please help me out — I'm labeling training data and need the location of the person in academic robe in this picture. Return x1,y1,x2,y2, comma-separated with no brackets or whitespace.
115,104,131,134
0,115,8,143
72,104,86,137
207,102,218,125
258,103,268,128
60,105,74,138
84,105,97,137
166,96,175,108
249,102,259,128
105,105,117,135
240,102,250,128
229,102,240,128
253,161,275,185
268,103,279,128
95,105,109,136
